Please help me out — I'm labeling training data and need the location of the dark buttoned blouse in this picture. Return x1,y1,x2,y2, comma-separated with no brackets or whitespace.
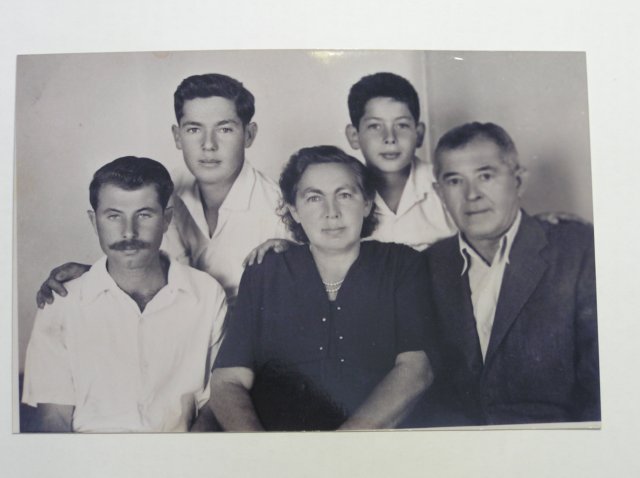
214,241,428,430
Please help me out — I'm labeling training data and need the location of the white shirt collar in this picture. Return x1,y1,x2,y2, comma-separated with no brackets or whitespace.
177,160,256,212
80,253,197,303
458,209,523,275
373,158,436,215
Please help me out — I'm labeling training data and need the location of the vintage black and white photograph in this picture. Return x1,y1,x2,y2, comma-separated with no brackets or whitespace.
13,49,600,434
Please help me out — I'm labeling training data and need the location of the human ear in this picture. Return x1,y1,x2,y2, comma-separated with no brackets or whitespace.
287,203,301,223
87,210,98,235
515,167,529,198
433,181,443,200
363,199,373,217
162,207,173,233
171,125,183,150
415,122,426,148
244,122,258,148
345,124,361,151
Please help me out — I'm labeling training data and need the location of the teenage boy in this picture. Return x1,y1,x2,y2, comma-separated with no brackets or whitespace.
344,72,456,251
23,157,227,432
36,73,288,307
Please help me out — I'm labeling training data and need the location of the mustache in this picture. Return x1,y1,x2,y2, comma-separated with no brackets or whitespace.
109,239,151,251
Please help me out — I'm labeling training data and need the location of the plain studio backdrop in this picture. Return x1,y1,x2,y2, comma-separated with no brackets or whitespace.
14,50,592,378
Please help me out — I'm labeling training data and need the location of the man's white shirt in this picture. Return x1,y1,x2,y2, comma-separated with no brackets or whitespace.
22,255,227,432
458,210,522,360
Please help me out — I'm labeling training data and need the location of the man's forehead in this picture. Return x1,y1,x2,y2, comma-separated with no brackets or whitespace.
181,96,240,121
97,183,161,209
440,141,506,169
363,97,413,117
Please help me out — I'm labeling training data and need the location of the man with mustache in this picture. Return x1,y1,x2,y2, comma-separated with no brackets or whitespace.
22,156,227,432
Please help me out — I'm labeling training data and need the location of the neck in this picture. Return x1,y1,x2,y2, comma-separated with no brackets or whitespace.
372,164,411,213
107,255,168,311
197,162,244,210
309,242,361,283
466,238,501,265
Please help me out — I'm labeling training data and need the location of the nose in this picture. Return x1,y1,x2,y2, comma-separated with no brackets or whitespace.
122,217,138,239
325,198,341,219
203,130,218,151
465,180,482,201
383,125,396,145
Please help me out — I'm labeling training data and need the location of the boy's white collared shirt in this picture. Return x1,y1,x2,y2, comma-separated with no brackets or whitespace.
162,160,290,303
22,255,227,432
366,158,456,251
458,210,522,360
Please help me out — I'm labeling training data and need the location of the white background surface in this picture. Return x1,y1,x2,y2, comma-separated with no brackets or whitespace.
2,0,639,476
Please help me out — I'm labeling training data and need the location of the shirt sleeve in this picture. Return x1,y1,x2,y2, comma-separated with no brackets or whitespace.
194,280,229,409
393,248,429,355
22,304,75,407
213,265,259,370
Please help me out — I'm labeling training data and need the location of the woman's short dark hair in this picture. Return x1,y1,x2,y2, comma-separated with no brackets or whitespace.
278,145,378,243
89,156,174,211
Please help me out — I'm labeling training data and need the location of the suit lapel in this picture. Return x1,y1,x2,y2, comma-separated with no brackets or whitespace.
433,238,484,371
484,213,549,366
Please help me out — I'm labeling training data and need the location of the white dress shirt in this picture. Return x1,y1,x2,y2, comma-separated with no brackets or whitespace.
366,158,456,251
22,256,227,432
161,160,290,303
458,210,522,360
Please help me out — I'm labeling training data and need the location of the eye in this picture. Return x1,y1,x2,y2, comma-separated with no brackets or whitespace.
185,127,200,134
478,172,494,182
338,191,353,200
396,122,412,130
306,195,322,203
137,212,153,219
106,214,120,221
444,177,463,187
366,123,382,131
218,126,234,133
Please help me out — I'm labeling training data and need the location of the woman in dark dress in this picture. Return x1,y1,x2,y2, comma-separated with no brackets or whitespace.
210,145,433,431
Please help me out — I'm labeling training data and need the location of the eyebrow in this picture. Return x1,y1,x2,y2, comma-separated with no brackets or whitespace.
181,119,240,127
362,115,414,122
101,206,159,214
299,184,359,196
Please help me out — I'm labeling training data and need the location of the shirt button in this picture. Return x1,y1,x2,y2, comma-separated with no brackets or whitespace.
336,306,341,311
339,336,344,340
340,358,345,363
319,346,324,351
321,317,327,322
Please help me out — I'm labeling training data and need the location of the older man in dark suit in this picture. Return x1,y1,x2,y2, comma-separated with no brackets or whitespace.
421,122,600,426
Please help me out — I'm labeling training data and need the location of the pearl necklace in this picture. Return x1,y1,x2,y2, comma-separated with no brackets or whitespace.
322,278,344,294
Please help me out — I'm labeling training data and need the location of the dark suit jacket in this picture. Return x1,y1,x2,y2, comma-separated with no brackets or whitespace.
420,212,600,426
